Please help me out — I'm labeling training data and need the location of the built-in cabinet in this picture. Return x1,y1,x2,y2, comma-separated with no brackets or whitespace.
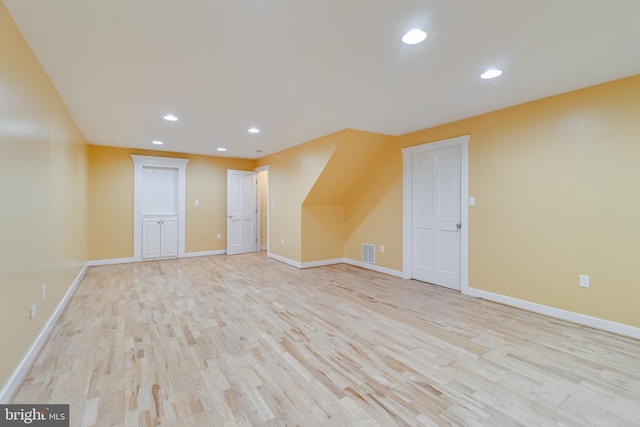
142,217,178,259
131,155,189,261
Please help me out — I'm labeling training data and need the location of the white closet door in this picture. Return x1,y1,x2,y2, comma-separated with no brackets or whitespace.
411,145,461,290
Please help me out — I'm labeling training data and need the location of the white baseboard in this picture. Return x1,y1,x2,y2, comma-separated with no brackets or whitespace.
183,250,226,258
87,257,136,266
464,287,640,340
88,251,227,265
300,258,344,269
268,253,302,268
0,262,90,403
268,254,404,277
343,258,403,277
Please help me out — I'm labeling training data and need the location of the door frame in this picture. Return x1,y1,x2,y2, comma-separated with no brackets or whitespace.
131,155,189,261
401,135,469,293
255,165,270,253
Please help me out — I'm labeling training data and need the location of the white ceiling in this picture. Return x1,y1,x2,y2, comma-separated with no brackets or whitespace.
6,0,640,159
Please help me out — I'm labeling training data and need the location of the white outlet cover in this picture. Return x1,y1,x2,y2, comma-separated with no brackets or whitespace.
30,304,36,319
579,275,589,288
469,197,476,206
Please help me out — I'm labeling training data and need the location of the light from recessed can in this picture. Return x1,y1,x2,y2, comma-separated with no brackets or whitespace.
402,29,427,45
481,69,503,79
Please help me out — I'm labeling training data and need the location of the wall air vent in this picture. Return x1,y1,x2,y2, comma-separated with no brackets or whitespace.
362,243,375,264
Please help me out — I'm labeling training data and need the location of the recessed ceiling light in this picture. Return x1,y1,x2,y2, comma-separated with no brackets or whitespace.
217,147,227,152
248,127,260,134
402,29,427,45
481,69,503,79
163,114,178,121
152,140,163,145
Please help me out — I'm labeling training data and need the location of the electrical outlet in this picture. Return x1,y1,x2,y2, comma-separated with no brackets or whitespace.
281,238,285,245
579,275,589,288
41,284,46,300
217,233,221,239
29,304,36,319
380,245,385,253
195,199,200,206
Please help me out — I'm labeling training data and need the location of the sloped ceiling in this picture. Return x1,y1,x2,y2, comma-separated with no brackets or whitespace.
303,130,392,205
5,0,640,159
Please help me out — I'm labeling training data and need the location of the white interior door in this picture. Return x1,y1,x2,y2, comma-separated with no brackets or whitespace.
227,170,257,255
403,136,469,291
410,145,461,289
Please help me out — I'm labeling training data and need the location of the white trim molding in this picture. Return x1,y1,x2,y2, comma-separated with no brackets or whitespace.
131,155,189,262
402,135,470,293
464,287,640,340
255,165,270,257
88,257,137,267
0,263,90,403
343,258,403,277
300,258,343,269
268,252,302,268
183,250,226,258
268,254,403,277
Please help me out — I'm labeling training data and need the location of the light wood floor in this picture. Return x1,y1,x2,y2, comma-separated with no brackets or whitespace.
13,253,640,426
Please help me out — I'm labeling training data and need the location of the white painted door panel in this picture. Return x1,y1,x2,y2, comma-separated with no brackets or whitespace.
227,170,257,255
411,146,461,289
142,217,178,259
142,218,161,259
160,217,178,257
142,167,178,215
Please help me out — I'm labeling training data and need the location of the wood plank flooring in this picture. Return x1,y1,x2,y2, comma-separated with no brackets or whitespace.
12,253,640,426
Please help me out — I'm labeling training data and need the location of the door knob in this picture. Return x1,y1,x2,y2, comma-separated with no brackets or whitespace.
456,223,461,229
228,215,233,219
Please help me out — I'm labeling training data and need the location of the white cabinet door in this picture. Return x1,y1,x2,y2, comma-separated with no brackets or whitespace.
160,217,178,257
142,217,178,259
142,218,162,259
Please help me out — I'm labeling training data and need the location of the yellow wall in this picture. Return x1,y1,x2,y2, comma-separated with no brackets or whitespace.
345,75,640,328
0,2,88,391
343,143,403,269
87,146,254,260
303,129,392,205
299,129,393,263
256,131,344,262
301,206,344,262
